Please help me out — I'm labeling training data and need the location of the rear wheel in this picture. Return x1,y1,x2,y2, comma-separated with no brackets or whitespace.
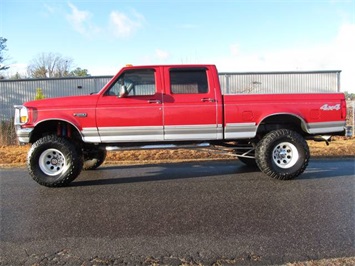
28,135,83,187
255,129,309,180
235,142,257,167
83,148,107,170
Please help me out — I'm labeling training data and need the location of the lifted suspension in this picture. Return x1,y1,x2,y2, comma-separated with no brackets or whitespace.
57,122,72,138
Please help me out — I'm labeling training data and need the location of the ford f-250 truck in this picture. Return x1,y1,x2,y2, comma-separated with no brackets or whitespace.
14,64,347,187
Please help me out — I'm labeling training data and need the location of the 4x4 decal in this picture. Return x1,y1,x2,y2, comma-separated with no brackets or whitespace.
320,104,341,111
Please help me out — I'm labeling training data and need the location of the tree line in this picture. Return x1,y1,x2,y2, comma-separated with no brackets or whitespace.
0,37,90,79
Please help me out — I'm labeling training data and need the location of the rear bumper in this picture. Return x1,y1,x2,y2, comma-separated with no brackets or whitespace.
306,129,346,145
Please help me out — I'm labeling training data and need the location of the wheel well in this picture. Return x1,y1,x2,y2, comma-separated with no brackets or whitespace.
257,114,307,136
30,120,82,144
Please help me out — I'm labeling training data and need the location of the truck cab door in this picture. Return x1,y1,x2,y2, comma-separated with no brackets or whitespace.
96,68,164,142
163,66,223,140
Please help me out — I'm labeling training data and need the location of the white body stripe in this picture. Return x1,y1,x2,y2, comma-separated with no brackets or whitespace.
98,126,163,143
82,127,101,143
164,124,223,140
307,121,345,134
81,121,345,143
83,125,223,143
224,123,257,139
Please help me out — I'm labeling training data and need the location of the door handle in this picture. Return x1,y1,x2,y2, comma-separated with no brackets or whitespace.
201,98,216,102
147,99,161,104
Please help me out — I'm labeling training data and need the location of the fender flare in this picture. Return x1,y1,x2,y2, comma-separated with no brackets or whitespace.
31,117,85,142
256,112,310,134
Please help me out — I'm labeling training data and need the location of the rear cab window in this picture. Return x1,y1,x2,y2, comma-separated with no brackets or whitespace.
170,69,209,94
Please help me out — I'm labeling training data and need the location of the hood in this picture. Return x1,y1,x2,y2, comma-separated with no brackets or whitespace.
24,94,100,109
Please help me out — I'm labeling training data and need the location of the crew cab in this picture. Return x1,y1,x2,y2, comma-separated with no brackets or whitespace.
14,65,347,187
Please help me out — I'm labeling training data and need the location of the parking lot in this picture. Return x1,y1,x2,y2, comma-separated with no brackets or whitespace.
1,159,354,265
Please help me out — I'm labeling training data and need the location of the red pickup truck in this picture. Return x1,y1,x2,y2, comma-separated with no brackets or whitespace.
14,64,347,187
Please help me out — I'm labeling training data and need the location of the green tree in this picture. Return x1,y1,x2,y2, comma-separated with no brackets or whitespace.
70,67,90,77
35,88,45,100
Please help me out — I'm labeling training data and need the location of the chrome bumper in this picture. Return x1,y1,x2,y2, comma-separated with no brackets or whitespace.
15,126,33,143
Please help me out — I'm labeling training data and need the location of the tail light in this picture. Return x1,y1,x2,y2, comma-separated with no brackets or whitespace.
341,99,347,119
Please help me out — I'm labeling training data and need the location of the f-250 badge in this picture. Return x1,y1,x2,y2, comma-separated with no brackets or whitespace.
320,104,340,111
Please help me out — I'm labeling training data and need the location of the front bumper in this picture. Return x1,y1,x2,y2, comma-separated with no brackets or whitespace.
15,126,33,143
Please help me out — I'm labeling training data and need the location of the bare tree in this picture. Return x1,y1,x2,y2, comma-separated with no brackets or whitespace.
0,37,10,78
27,53,74,78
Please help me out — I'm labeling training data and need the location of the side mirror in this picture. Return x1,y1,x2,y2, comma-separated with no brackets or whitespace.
119,85,128,98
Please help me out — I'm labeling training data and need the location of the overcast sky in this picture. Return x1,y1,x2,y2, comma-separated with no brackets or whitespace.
1,0,355,92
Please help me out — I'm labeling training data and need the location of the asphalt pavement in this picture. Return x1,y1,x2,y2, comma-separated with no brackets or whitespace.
0,159,354,265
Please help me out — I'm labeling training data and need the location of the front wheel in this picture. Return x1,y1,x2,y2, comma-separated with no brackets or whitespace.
28,135,83,187
255,129,310,180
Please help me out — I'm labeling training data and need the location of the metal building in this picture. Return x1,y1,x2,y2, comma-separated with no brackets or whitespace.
0,76,112,120
219,70,341,94
0,70,341,121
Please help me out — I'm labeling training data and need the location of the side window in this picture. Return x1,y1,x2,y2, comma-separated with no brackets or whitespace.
105,69,156,97
170,69,208,94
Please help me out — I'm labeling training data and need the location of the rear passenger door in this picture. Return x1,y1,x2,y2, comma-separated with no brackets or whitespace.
163,67,222,140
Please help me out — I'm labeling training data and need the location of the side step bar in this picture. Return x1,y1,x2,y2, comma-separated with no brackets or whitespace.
105,142,255,159
106,142,211,151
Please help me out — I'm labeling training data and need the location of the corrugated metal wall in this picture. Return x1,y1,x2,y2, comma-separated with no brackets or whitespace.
219,71,341,94
0,71,341,121
0,76,112,120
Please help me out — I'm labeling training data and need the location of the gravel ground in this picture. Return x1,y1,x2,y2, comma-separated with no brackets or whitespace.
1,251,354,266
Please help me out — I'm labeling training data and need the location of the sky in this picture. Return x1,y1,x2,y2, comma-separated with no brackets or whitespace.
1,0,355,92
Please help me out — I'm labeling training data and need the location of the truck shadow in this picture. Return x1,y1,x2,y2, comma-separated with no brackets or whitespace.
70,159,355,187
70,160,260,187
296,158,355,180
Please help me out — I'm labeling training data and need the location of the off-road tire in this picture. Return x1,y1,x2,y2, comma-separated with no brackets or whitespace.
28,135,83,187
83,148,107,170
255,129,309,180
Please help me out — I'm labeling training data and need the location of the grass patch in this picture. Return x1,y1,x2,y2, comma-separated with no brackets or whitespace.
0,119,17,146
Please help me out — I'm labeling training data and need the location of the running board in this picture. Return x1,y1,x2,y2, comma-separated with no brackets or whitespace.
106,142,211,151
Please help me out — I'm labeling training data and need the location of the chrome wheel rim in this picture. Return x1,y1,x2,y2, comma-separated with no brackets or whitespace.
272,142,299,169
39,148,66,176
